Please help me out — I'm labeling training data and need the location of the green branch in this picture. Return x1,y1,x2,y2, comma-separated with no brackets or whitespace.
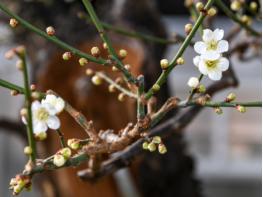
215,0,261,37
81,0,137,84
144,0,216,100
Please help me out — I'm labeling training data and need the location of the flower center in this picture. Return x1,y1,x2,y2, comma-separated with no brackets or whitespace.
35,107,49,121
205,60,218,69
207,40,218,50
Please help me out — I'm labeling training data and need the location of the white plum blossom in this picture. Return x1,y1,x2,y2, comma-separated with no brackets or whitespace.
193,53,229,81
187,77,199,88
194,29,229,59
41,94,65,114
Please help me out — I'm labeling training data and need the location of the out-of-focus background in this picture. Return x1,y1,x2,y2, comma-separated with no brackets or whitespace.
0,0,261,197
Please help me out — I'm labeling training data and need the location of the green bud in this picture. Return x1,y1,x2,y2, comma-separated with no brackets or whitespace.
152,136,162,144
236,105,246,113
152,84,160,93
24,146,32,155
79,58,88,66
67,139,81,150
59,147,71,159
142,142,149,150
158,144,167,154
226,93,236,102
148,143,157,152
198,84,206,93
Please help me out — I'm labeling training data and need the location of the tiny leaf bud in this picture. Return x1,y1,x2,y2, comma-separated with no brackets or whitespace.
158,144,167,154
91,46,100,57
46,26,55,36
226,93,236,102
160,59,169,70
79,58,88,66
62,52,72,61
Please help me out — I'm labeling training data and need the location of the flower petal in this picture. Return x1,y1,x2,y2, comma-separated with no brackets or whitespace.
193,56,201,67
213,29,224,41
194,41,206,54
208,71,222,81
32,101,41,111
202,29,213,42
218,57,229,71
201,52,220,60
33,121,48,134
217,40,229,53
47,116,60,130
43,94,57,104
198,60,209,75
55,98,65,113
42,103,57,116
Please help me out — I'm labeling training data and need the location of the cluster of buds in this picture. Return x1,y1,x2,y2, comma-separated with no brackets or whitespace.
142,136,167,154
9,175,31,195
53,147,72,167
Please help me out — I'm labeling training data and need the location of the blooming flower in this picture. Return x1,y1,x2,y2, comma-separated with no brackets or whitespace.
41,94,65,115
22,101,61,134
193,53,229,81
194,29,229,58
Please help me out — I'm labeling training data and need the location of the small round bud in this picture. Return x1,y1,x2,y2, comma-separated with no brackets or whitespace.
91,75,102,85
79,58,88,66
91,46,100,57
16,60,24,70
160,59,169,70
46,26,55,36
250,2,258,11
118,93,125,102
34,132,47,141
112,66,118,72
184,23,193,35
207,7,217,16
59,147,71,159
187,77,199,89
158,144,167,154
214,107,223,115
236,105,246,113
53,154,66,167
197,84,206,93
10,90,19,96
9,18,18,28
20,108,28,117
124,64,131,71
148,142,157,152
108,84,116,93
31,92,41,100
103,42,108,49
226,93,236,102
241,15,252,25
67,139,81,150
176,57,185,65
196,2,204,11
85,68,94,76
118,49,128,59
14,46,26,57
30,84,36,91
62,52,72,61
152,84,160,93
142,142,149,150
231,1,242,11
184,0,194,7
24,146,32,155
152,136,162,144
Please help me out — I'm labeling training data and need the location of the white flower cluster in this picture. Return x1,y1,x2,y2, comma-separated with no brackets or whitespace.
193,29,229,80
22,95,65,137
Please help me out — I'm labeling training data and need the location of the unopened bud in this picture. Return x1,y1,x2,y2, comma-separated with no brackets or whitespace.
158,144,167,154
9,18,18,28
67,139,81,150
14,46,26,57
231,1,242,11
241,15,252,25
53,154,66,167
34,132,47,141
85,68,94,76
10,90,19,96
91,75,102,85
226,93,236,102
236,105,246,113
24,146,32,155
20,108,27,116
250,2,258,11
30,84,36,91
148,142,156,152
207,7,217,16
91,46,100,57
124,64,131,71
118,93,125,102
59,147,71,159
118,49,128,59
214,107,223,115
197,84,206,93
152,84,160,93
176,57,185,65
79,58,88,66
31,92,41,100
16,60,24,70
62,52,72,61
112,66,118,72
46,26,55,36
160,59,169,70
108,84,116,93
185,23,193,35
196,2,204,11
152,136,162,144
142,142,149,150
103,42,108,49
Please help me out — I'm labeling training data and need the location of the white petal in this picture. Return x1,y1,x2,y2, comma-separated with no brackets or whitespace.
193,56,201,67
208,71,222,81
217,40,229,53
213,29,224,41
22,116,27,125
194,41,206,54
201,52,220,60
47,116,60,130
43,94,57,104
32,101,41,111
42,103,57,116
202,29,213,42
218,57,229,71
198,61,209,75
33,121,48,134
55,98,65,113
